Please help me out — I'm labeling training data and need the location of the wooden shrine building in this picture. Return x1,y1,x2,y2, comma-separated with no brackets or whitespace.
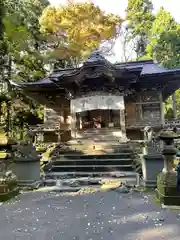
10,51,180,143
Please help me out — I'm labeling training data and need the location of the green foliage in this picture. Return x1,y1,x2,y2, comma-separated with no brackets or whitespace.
146,7,180,68
0,0,49,137
126,0,154,58
39,1,122,66
3,0,50,82
125,2,180,115
165,90,180,119
0,0,5,41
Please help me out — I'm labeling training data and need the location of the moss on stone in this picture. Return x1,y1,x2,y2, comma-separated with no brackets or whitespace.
157,171,180,205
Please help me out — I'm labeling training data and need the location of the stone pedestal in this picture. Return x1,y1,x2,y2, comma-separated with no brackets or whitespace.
0,131,19,201
156,172,180,205
142,154,164,188
12,158,40,187
156,131,180,205
12,142,40,187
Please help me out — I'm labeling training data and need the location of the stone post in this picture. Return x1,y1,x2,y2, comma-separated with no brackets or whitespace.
141,127,164,188
156,131,180,206
142,154,164,188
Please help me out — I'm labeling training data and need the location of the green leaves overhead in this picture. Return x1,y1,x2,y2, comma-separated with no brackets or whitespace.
39,2,122,66
0,0,50,135
147,7,180,68
126,0,154,58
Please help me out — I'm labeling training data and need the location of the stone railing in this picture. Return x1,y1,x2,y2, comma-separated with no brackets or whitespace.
164,119,180,128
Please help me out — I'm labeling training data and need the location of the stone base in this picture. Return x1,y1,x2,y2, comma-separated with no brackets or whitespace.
12,159,40,183
142,154,164,188
156,171,180,206
142,180,157,188
17,180,42,190
0,188,19,202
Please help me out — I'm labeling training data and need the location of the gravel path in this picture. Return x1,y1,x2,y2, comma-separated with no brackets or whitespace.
0,190,180,240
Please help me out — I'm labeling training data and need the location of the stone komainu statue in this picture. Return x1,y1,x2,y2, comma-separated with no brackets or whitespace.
144,126,153,142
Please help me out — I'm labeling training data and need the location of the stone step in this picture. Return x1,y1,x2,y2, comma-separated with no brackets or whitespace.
51,165,133,172
68,142,131,148
54,153,133,159
52,159,133,166
68,139,130,145
44,177,137,187
69,144,133,149
45,171,138,179
70,148,133,154
38,185,103,193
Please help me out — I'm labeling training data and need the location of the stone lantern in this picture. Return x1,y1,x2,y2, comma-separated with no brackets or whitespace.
156,130,180,205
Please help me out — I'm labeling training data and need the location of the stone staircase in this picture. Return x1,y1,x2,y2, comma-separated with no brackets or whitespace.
75,128,126,141
43,137,140,191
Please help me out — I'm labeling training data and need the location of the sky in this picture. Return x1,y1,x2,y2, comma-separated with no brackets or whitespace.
48,0,180,62
49,0,180,22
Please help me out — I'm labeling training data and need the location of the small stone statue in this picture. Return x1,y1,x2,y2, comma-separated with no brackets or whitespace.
144,126,153,142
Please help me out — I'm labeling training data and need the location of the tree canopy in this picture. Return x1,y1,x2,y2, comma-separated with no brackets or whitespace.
125,0,154,58
0,0,49,137
39,1,122,67
146,7,180,69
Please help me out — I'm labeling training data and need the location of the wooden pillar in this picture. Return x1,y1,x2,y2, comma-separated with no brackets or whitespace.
70,101,77,139
159,92,165,127
172,93,177,120
138,104,143,120
137,95,143,121
120,97,126,137
57,110,64,142
120,109,126,136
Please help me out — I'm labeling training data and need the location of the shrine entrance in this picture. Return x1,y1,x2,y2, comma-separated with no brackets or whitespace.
76,109,121,130
70,94,126,140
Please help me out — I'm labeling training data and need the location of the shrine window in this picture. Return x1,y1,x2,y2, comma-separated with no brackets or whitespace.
142,103,160,120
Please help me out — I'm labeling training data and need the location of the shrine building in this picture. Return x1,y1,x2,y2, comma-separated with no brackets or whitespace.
10,51,180,143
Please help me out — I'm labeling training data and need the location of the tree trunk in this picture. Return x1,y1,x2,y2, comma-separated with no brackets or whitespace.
6,55,12,136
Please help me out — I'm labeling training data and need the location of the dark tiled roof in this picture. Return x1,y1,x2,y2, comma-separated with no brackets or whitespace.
10,51,180,99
